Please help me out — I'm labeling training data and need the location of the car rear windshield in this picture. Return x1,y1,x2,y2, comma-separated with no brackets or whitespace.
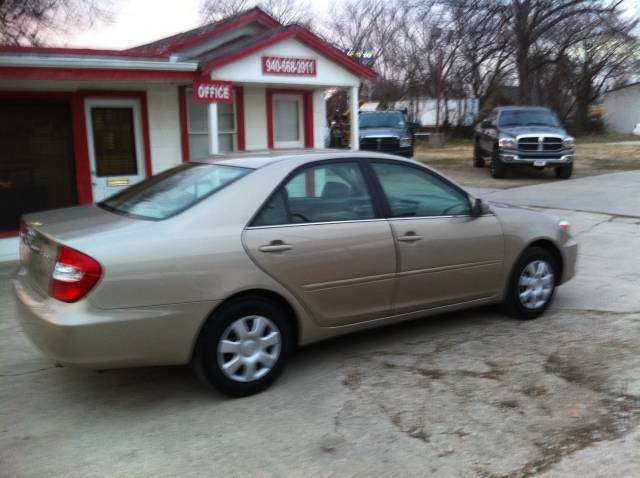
359,112,406,129
498,110,560,128
99,163,251,220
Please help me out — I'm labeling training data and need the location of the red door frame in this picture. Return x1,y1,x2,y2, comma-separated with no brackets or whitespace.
266,88,314,149
179,85,246,163
0,90,153,236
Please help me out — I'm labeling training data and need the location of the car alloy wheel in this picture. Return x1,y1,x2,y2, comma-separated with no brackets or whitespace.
217,315,282,382
518,260,554,310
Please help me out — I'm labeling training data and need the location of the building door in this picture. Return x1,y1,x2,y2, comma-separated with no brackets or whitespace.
272,94,304,149
85,98,146,201
0,99,77,232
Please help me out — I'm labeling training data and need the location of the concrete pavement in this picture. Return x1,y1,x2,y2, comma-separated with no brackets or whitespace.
481,170,640,217
1,171,640,477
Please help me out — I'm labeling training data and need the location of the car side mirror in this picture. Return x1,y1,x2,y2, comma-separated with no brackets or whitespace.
470,197,488,217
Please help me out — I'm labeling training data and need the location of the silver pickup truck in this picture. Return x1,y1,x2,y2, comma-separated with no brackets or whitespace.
473,106,575,179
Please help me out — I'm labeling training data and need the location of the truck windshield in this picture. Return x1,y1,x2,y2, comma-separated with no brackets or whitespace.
498,110,560,128
359,112,406,129
99,163,251,220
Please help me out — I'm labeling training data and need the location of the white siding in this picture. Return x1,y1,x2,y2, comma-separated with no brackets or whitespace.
244,86,268,150
0,238,18,264
603,85,640,134
146,85,182,173
210,38,361,88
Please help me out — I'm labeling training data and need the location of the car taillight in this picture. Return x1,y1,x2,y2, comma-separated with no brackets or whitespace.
50,246,102,303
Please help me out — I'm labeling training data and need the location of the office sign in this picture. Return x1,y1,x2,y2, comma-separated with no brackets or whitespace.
194,80,234,104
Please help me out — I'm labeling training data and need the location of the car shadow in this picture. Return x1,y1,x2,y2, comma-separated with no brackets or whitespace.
50,305,506,409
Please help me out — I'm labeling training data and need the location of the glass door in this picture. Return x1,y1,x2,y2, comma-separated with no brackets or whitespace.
272,94,304,149
85,98,146,201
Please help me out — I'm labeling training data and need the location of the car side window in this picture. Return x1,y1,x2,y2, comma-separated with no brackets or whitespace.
251,162,376,226
372,162,471,217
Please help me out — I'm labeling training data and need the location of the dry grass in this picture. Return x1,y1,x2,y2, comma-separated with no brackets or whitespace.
413,136,640,189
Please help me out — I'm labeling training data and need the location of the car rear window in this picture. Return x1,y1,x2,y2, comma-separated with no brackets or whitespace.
99,163,251,220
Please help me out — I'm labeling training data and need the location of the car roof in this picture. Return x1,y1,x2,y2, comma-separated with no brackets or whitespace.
495,106,552,112
360,110,404,114
191,149,414,169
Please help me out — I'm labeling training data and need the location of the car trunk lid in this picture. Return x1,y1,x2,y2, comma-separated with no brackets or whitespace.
19,205,139,296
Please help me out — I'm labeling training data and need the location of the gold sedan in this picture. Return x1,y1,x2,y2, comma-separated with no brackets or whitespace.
13,151,577,396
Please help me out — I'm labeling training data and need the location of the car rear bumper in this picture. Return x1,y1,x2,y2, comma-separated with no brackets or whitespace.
12,274,217,369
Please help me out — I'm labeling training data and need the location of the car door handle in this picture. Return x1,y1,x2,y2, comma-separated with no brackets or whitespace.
258,242,293,253
397,232,423,242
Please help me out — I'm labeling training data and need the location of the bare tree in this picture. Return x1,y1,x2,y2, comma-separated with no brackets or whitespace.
446,0,513,106
199,0,312,25
503,0,628,104
569,14,639,130
0,0,112,45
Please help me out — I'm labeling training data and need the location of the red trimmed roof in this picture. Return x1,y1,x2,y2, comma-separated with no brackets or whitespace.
199,25,377,81
0,7,377,81
0,45,167,59
128,7,280,55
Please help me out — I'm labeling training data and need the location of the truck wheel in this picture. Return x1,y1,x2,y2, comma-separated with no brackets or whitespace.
490,148,506,178
555,163,573,179
473,143,485,167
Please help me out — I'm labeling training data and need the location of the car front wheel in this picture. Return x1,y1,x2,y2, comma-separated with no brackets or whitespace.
193,297,294,397
502,247,558,320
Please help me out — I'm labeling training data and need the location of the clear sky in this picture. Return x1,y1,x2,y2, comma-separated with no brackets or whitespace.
67,0,639,50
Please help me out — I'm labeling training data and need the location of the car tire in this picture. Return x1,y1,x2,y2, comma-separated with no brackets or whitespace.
490,147,506,178
555,163,573,179
193,297,294,397
473,143,485,167
502,246,558,320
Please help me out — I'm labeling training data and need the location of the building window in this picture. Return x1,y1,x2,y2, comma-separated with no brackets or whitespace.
186,89,237,159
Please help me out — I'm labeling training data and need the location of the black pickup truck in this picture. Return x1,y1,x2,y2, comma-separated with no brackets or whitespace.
358,111,415,157
474,106,575,179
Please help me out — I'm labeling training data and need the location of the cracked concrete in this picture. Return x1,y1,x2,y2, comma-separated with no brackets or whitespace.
2,172,640,477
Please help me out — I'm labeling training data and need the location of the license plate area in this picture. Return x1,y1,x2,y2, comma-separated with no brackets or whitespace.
534,160,547,167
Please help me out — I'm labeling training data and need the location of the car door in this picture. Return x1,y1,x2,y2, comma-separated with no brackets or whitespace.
369,160,505,314
243,160,397,327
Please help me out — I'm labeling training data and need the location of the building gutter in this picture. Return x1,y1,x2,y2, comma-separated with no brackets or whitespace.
0,55,198,72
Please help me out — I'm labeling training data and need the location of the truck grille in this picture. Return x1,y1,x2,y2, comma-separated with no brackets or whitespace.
518,137,563,151
360,137,399,152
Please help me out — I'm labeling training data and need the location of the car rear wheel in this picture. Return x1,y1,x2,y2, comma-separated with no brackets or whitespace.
555,163,573,179
502,246,558,320
473,143,485,167
193,297,294,397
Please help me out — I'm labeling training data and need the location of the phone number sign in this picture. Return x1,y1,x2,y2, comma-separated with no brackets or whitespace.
262,56,317,76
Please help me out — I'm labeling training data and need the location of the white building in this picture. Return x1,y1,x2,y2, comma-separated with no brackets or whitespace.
0,7,376,261
602,83,640,134
393,98,479,127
